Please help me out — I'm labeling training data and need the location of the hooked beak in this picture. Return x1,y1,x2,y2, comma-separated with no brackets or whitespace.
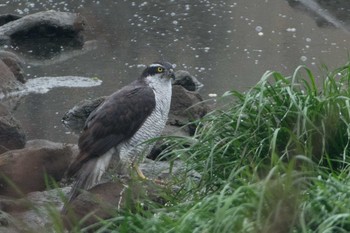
167,68,175,80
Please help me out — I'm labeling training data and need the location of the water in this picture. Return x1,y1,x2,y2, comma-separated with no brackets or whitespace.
0,0,349,143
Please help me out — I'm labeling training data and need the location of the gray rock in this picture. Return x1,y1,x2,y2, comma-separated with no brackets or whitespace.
0,157,198,232
140,158,201,182
62,158,200,230
62,179,166,230
0,187,70,233
0,14,21,27
62,96,106,134
0,103,25,154
168,85,208,130
287,0,350,31
173,70,203,91
0,10,85,46
0,60,24,98
0,51,25,83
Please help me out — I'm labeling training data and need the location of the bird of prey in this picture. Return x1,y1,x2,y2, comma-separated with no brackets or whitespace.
65,61,175,203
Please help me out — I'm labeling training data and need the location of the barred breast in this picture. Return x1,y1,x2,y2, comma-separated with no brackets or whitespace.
119,76,172,164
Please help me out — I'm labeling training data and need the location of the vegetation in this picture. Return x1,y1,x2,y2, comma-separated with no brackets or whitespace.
86,64,350,232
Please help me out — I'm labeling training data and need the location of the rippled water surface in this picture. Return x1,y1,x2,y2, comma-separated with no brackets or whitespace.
0,0,349,142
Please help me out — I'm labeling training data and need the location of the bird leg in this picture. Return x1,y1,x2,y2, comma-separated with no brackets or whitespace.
132,163,166,185
133,163,147,180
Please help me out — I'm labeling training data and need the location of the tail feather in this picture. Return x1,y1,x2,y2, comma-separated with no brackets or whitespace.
68,159,100,202
62,150,113,213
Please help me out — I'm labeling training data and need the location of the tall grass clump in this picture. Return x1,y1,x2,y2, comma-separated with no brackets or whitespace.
94,63,350,233
187,64,350,185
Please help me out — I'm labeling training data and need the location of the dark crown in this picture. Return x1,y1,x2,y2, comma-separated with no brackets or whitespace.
141,61,174,78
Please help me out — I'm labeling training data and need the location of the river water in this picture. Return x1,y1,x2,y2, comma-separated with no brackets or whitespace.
0,0,349,143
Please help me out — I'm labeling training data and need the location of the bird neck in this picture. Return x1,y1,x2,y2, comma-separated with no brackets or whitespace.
144,75,172,92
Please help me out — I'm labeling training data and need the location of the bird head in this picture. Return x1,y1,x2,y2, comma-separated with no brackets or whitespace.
141,61,175,80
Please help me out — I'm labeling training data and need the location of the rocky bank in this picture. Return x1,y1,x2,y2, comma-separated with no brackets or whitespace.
0,10,209,232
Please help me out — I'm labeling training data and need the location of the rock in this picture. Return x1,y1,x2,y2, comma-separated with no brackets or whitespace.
62,179,166,230
62,158,200,230
0,103,25,154
24,39,98,67
168,85,208,133
0,51,25,83
173,70,203,91
0,195,31,213
0,158,196,231
0,11,85,46
140,158,201,182
0,187,71,233
0,14,21,27
287,0,350,31
0,59,24,98
0,140,75,197
0,51,26,109
62,97,106,134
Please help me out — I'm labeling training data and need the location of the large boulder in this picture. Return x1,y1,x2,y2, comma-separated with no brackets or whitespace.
0,158,198,232
62,179,166,230
63,158,201,230
0,140,76,197
0,11,85,46
0,103,25,154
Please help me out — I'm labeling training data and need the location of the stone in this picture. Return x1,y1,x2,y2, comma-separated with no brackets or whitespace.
0,11,85,46
0,103,25,154
61,97,106,134
0,51,25,83
140,158,201,182
0,158,198,231
287,0,350,29
168,85,208,131
0,187,71,232
0,60,24,98
173,70,203,91
0,140,75,197
0,14,21,27
62,179,166,230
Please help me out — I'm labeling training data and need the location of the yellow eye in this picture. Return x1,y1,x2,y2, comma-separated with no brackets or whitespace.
157,67,164,73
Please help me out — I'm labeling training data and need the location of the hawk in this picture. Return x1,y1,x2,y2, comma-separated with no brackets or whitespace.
65,61,175,202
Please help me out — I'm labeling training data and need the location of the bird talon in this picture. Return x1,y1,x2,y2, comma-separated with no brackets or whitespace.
153,178,167,186
134,164,147,180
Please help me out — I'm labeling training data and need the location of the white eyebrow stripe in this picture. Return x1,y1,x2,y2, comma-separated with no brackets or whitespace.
149,63,163,67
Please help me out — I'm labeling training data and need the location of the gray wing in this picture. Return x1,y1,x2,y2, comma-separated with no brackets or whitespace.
67,80,155,176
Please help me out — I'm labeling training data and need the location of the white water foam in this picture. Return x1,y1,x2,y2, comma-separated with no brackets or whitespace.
0,76,102,99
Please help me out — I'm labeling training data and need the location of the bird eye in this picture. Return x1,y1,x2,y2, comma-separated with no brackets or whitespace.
157,67,164,73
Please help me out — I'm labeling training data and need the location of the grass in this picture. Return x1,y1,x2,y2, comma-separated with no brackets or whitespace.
30,63,350,232
86,63,350,233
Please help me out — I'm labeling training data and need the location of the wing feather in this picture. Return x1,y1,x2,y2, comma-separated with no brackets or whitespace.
67,80,155,176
